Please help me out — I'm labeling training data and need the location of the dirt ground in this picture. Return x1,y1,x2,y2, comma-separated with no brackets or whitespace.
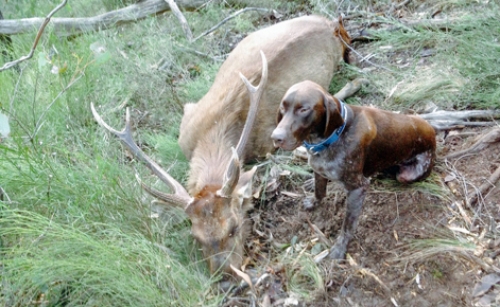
236,129,500,307
218,5,500,306
222,28,500,307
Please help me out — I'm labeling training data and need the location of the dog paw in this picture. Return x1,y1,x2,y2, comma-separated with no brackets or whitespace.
328,241,347,260
302,196,317,210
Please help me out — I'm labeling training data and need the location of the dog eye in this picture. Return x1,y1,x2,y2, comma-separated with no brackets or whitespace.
298,107,310,114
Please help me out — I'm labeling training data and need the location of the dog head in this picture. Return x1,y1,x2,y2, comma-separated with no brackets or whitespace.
271,81,344,151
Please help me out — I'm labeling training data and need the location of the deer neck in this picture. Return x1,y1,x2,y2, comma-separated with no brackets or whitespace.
187,119,244,195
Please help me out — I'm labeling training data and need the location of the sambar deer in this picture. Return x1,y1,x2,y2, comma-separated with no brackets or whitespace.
92,15,350,285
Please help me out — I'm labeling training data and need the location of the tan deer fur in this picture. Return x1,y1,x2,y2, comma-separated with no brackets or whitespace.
177,16,350,280
93,15,350,286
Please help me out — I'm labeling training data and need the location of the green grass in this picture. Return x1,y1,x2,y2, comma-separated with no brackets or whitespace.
1,0,500,305
0,207,217,307
364,1,500,109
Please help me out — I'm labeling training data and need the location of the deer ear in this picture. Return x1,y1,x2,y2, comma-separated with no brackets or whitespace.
237,166,257,200
323,93,343,137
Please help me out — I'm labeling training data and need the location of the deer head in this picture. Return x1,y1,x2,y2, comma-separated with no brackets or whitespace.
91,51,268,282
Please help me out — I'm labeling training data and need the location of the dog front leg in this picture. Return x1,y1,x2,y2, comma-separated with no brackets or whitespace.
329,184,366,259
302,172,328,210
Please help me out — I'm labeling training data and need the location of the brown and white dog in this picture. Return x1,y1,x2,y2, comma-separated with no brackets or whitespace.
271,80,436,259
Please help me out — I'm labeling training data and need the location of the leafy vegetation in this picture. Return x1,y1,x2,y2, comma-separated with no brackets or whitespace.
0,0,499,305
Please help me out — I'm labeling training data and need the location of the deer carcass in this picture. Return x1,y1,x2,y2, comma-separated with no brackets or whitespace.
92,15,350,284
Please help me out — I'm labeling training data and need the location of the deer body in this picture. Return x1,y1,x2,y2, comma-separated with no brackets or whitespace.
179,15,349,166
92,15,349,286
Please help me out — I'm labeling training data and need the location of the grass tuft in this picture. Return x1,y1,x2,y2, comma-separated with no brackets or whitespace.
0,207,219,306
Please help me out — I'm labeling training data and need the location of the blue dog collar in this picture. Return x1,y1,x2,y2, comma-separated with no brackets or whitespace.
303,100,347,155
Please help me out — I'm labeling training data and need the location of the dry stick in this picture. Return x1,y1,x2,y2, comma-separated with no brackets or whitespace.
469,164,500,207
334,77,369,101
192,7,271,42
163,0,193,42
387,0,411,16
0,0,210,36
0,0,68,72
338,35,399,73
444,128,500,160
32,74,84,139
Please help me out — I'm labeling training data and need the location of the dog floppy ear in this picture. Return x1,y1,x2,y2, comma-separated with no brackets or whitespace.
323,93,344,137
276,106,283,124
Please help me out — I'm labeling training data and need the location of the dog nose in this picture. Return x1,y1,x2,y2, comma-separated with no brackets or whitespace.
271,128,285,145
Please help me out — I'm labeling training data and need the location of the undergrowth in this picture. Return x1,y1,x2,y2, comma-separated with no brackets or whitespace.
1,0,499,305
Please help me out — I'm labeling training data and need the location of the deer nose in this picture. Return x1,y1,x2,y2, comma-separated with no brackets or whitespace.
209,255,225,274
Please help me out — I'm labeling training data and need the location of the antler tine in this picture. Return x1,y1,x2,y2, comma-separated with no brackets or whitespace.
217,147,241,197
235,50,268,158
90,103,192,207
134,174,192,208
219,51,268,197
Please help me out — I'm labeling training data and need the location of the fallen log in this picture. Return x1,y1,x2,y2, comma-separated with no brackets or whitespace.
420,110,500,131
0,0,206,36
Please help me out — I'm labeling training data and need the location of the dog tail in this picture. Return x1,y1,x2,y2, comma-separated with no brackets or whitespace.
335,16,351,64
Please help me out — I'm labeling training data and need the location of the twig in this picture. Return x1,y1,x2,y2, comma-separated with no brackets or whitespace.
0,0,68,72
334,77,369,101
469,164,500,206
338,34,399,73
444,128,500,160
163,0,193,42
192,7,271,42
0,186,11,202
32,73,84,139
387,0,412,16
0,0,210,36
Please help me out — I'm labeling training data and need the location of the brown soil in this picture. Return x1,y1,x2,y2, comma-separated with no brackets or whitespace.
224,128,500,307
220,5,500,306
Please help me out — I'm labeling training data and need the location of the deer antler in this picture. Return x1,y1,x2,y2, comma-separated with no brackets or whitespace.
218,51,268,197
91,103,192,208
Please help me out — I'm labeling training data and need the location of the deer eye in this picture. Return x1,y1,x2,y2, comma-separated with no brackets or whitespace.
228,225,239,237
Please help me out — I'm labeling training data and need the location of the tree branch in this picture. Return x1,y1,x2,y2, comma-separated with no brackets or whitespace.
192,7,271,42
0,0,208,36
444,128,500,160
0,0,68,72
469,163,500,207
164,0,193,42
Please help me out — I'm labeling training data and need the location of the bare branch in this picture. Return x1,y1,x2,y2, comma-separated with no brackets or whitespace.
163,0,193,42
338,34,399,73
420,110,500,131
192,7,271,42
0,0,68,72
444,128,500,160
334,78,369,101
469,164,500,206
0,0,208,36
